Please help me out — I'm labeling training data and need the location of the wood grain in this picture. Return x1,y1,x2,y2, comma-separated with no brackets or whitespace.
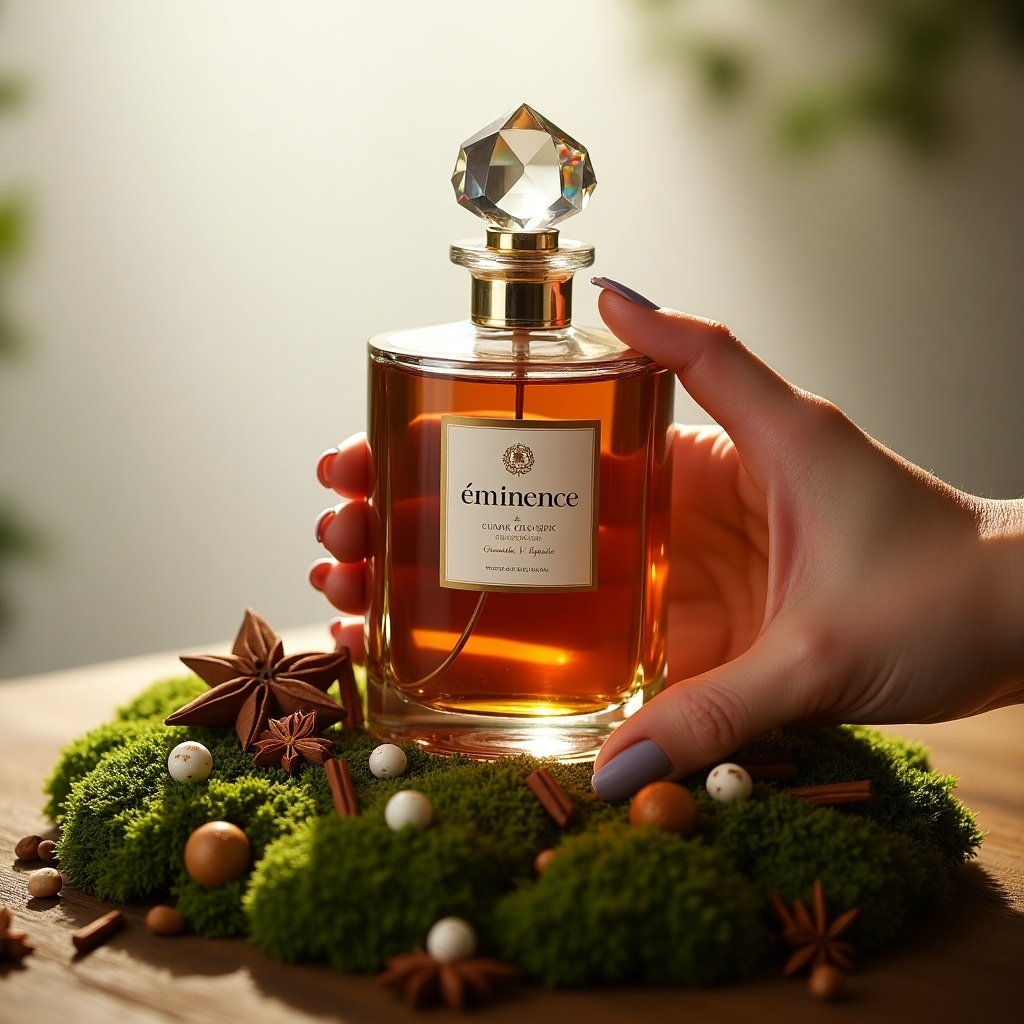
1,631,1023,1022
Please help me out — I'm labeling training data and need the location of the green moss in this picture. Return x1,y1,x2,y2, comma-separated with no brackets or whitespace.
808,726,982,863
57,725,176,899
246,814,510,972
46,674,981,983
175,877,250,939
115,674,206,722
495,822,769,987
702,789,950,950
57,726,329,932
44,675,210,822
44,719,157,822
681,725,981,865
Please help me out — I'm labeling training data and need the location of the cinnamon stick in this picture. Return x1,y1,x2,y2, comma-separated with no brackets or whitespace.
526,768,575,828
788,780,874,806
325,756,360,816
338,665,364,729
72,909,125,956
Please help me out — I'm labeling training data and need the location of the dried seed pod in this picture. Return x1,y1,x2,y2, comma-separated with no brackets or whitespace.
27,868,62,898
145,905,187,936
14,835,42,861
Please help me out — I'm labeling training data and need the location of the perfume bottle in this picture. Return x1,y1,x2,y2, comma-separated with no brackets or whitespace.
365,104,674,759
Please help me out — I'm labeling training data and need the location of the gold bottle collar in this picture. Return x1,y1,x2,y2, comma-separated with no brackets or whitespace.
485,227,559,251
450,230,595,330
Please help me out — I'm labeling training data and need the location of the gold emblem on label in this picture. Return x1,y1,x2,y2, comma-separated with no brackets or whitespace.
502,443,535,476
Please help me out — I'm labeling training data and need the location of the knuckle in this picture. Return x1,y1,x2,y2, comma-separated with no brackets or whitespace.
703,318,739,345
796,392,851,437
788,619,835,669
674,683,748,757
780,618,846,704
691,320,739,375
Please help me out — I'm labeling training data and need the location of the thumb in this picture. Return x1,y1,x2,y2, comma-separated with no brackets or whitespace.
590,633,814,801
596,284,805,468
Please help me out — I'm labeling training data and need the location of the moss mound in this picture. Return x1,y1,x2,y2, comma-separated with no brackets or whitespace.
678,725,981,865
56,719,330,933
702,789,950,950
495,822,769,987
247,815,510,972
45,675,981,987
114,674,206,723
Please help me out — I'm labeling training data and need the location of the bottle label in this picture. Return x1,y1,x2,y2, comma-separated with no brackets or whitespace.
440,415,600,592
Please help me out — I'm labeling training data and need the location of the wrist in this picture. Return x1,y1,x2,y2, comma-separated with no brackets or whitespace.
978,498,1024,691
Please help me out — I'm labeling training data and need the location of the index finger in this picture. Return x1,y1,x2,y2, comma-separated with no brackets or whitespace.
597,290,802,471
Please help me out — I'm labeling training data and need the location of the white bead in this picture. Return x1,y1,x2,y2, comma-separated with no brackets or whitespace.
368,743,408,779
705,762,753,803
167,741,213,783
384,789,433,831
426,916,476,963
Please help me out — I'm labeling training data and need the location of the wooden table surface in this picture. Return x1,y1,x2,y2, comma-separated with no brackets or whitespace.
1,629,1023,1023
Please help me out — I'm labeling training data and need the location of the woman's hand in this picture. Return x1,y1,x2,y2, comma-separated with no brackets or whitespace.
590,285,1024,800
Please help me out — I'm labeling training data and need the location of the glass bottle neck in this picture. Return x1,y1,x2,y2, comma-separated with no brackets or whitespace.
450,229,595,332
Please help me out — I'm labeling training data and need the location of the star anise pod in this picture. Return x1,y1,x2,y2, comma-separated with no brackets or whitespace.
251,711,334,774
166,609,352,750
378,951,519,1011
769,879,859,975
0,906,34,966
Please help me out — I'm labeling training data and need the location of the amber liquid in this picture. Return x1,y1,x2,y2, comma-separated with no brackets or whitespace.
366,350,673,757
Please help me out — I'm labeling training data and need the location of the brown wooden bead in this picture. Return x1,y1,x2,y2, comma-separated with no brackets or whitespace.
629,782,697,836
809,963,844,1001
183,821,250,888
533,848,557,874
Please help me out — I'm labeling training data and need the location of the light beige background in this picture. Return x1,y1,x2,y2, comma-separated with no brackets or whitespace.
0,1,1022,678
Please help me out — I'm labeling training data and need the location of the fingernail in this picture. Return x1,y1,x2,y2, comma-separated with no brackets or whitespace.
591,739,672,802
316,448,339,488
591,276,660,311
314,507,337,544
308,559,332,592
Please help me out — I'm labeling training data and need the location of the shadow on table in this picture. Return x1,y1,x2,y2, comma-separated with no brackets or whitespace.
898,859,1023,950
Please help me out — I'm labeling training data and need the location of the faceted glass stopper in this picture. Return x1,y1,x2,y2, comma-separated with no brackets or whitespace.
451,103,597,231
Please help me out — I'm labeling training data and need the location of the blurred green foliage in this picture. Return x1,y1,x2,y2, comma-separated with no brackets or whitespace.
0,31,39,635
638,0,1024,152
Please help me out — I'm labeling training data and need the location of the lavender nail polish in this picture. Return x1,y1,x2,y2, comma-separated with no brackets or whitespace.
591,276,660,310
591,739,672,801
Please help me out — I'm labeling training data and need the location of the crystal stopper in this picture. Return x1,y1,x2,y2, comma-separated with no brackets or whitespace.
451,103,597,231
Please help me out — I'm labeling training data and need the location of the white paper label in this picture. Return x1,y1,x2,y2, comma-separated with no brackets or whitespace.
440,416,600,592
